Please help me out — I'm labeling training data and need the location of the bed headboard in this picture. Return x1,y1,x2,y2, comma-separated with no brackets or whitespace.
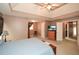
0,16,4,35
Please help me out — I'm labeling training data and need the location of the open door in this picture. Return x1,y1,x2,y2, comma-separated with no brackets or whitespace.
28,22,38,38
28,22,33,38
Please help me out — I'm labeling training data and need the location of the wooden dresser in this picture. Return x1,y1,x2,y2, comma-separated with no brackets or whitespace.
48,30,56,41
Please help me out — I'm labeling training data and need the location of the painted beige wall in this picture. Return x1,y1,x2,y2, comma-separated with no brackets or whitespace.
37,21,49,38
2,15,47,41
41,22,46,38
56,22,63,42
33,22,38,31
3,15,28,40
77,20,79,46
37,22,41,36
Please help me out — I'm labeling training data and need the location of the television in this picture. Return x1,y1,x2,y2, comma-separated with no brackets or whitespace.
0,16,3,35
48,25,56,30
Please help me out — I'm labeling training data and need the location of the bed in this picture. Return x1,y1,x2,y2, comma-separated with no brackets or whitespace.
0,37,54,55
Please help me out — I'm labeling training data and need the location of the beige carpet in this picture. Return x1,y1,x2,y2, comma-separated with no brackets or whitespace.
57,39,79,55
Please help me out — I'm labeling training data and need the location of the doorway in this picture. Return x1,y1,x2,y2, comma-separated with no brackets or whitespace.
28,22,38,38
63,21,77,40
69,21,77,40
63,22,67,39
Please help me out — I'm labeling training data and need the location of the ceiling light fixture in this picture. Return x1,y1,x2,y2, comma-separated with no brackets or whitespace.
35,3,66,11
46,5,52,10
51,4,59,6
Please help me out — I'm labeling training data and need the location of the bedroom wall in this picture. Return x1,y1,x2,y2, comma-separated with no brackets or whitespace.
3,15,28,40
77,20,79,46
41,22,46,38
56,22,63,42
37,22,41,36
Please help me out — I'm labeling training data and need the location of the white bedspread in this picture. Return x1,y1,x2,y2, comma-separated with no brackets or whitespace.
0,38,54,55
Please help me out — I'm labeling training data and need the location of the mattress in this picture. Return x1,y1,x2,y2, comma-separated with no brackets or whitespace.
0,38,54,55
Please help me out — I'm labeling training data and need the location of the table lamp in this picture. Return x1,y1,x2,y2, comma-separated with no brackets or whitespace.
1,31,9,42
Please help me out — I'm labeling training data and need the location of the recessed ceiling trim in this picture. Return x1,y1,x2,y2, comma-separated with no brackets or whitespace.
51,3,66,10
35,3,67,11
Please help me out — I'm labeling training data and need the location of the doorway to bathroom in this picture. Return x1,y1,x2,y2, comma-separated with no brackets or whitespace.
63,21,77,41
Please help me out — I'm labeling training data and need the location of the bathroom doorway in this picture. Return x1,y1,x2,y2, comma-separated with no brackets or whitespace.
63,21,77,40
28,22,38,38
69,21,77,40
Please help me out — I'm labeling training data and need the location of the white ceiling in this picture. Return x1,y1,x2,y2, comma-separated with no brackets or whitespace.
11,3,52,18
0,3,79,21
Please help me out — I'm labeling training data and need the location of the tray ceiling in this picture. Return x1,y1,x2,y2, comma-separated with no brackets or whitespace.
35,3,66,11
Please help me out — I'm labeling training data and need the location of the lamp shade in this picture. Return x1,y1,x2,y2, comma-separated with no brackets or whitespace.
1,31,9,36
